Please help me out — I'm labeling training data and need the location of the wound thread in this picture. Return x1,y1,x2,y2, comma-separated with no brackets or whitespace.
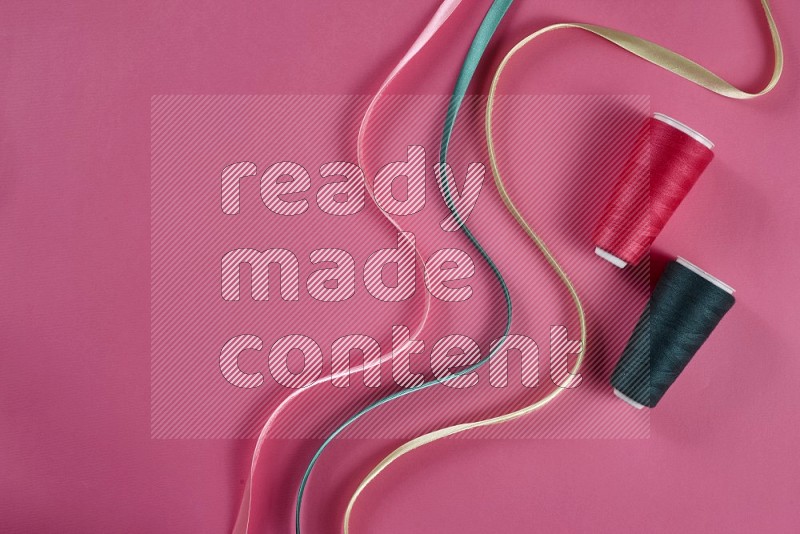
594,114,715,267
611,258,735,408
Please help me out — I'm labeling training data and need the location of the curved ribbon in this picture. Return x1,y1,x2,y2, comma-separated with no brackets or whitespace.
344,1,782,531
294,1,516,533
232,2,464,532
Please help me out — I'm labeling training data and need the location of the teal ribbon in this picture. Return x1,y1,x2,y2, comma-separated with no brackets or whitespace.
295,2,514,531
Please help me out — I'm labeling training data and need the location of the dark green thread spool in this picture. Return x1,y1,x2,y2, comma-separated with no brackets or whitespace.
611,257,735,408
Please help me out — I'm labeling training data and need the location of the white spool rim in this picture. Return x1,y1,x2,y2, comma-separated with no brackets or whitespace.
614,388,645,409
595,247,628,268
653,113,714,150
676,257,735,295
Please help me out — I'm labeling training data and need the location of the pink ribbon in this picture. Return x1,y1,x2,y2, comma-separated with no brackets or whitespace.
232,1,463,532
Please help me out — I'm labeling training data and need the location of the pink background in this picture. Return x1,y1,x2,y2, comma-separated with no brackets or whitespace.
1,1,799,533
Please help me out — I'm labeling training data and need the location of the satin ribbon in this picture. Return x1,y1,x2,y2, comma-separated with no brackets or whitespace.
231,1,464,532
343,1,782,532
294,1,516,532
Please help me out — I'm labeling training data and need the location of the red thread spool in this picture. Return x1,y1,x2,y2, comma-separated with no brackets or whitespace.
594,113,714,268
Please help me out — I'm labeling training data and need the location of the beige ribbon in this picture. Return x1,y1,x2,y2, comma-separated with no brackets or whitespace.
344,1,782,531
